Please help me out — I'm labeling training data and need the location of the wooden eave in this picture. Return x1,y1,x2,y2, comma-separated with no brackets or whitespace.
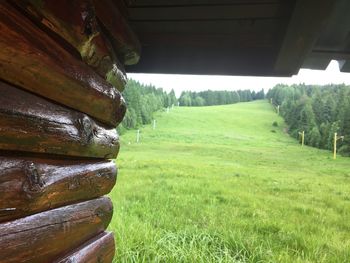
122,0,350,76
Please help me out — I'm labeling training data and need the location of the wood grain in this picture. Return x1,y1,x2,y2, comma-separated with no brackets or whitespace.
0,81,119,158
0,197,113,263
0,156,117,222
55,232,115,263
11,0,127,92
0,2,126,126
94,0,141,65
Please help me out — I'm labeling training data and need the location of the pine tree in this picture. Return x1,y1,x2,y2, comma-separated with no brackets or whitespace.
308,126,321,147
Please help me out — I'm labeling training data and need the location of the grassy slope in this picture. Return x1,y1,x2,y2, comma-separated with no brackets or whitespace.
109,100,350,262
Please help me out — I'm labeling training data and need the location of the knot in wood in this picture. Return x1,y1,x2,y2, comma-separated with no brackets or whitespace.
23,162,45,197
77,116,95,145
96,171,103,178
95,207,105,218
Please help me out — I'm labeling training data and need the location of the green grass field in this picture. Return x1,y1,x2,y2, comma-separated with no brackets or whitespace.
109,100,350,262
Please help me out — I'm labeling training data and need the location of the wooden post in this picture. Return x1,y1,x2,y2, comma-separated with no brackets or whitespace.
298,131,305,147
333,133,345,159
301,131,304,146
153,120,156,130
334,132,337,159
277,105,280,115
136,130,140,143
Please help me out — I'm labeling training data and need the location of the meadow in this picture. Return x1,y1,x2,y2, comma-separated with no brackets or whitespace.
109,100,350,262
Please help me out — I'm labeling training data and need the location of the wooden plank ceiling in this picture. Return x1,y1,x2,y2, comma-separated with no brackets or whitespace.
121,0,350,76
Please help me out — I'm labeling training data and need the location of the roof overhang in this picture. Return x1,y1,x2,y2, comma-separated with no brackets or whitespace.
122,0,350,76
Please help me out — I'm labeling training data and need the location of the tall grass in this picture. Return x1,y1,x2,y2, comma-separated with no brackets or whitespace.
109,101,350,262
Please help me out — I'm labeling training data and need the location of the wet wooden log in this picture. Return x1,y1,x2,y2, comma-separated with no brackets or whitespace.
55,232,115,263
0,2,126,126
0,156,117,223
0,197,113,263
11,0,127,91
94,0,141,65
0,81,119,158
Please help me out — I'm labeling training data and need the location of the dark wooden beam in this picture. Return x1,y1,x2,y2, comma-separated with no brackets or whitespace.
113,0,129,18
128,3,289,21
126,45,280,76
137,32,277,48
125,0,282,7
302,57,330,71
55,232,115,263
274,0,338,75
0,81,119,158
304,50,350,71
130,18,283,35
0,156,117,222
338,60,350,73
313,0,350,52
310,50,350,61
0,2,126,126
0,197,113,263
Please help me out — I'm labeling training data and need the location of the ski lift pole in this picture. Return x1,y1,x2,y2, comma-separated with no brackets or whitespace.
298,131,304,147
334,133,344,159
136,129,140,143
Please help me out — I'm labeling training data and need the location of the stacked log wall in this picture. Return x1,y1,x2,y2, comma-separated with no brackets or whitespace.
0,0,140,262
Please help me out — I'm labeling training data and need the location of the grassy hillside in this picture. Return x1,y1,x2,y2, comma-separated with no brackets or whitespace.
109,100,350,262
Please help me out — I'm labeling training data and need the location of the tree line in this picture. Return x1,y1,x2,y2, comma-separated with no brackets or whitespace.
267,84,350,156
119,81,266,133
179,89,265,106
118,79,177,133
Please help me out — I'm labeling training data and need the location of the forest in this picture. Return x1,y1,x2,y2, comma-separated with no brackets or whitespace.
119,81,265,132
118,79,177,132
178,89,265,106
267,84,350,156
120,81,350,157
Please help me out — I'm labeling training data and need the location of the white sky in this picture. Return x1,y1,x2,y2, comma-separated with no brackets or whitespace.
128,60,350,97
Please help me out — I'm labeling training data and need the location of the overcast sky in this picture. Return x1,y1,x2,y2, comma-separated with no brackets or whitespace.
128,60,350,97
